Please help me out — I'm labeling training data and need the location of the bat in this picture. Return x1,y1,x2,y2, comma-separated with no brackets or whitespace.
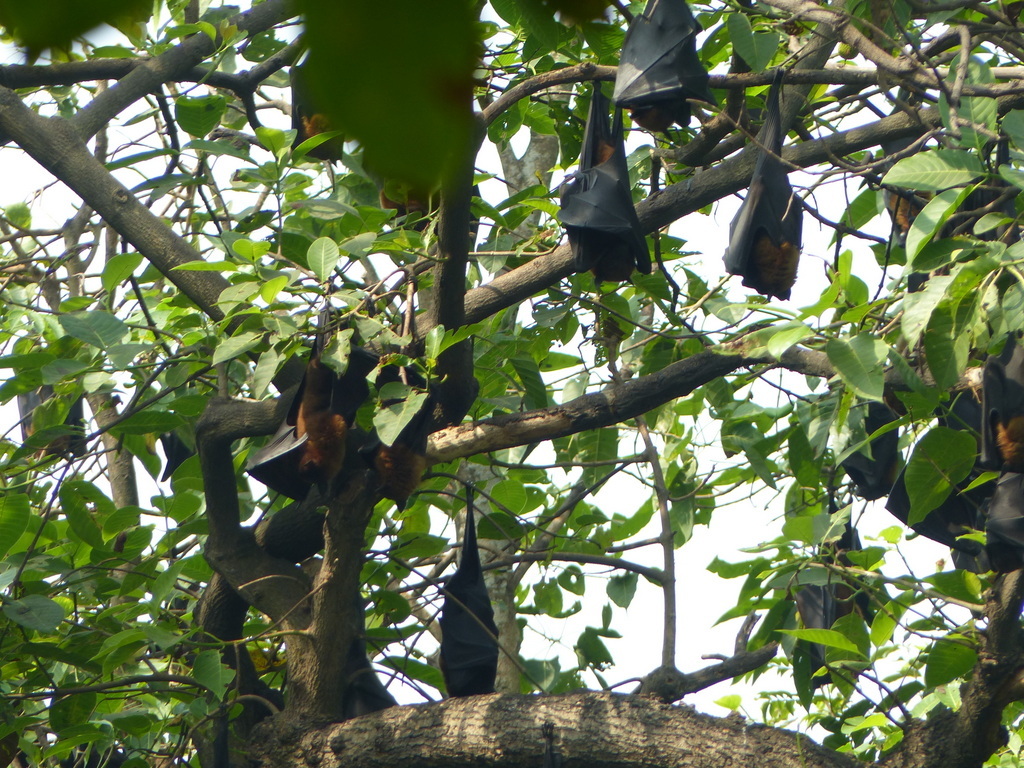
794,518,871,687
247,320,377,500
612,0,713,132
17,387,88,458
981,335,1024,472
359,374,434,511
794,583,835,687
341,601,398,719
885,467,989,572
723,69,803,300
954,138,1017,244
985,471,1024,572
883,188,929,248
439,498,499,697
159,432,193,482
558,85,651,283
839,401,900,501
290,63,342,163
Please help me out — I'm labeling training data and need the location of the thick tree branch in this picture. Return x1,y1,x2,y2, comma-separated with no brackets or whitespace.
251,692,861,768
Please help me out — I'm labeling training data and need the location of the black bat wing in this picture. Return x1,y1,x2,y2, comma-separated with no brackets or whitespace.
159,432,193,482
613,0,712,115
986,471,1024,572
840,402,900,500
331,346,378,424
246,418,311,501
723,71,802,299
440,510,499,696
885,467,988,570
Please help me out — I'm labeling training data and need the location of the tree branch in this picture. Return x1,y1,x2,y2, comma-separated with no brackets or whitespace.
251,691,860,768
71,0,296,139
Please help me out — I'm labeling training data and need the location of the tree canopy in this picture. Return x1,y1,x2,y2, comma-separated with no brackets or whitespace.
2,1,1024,767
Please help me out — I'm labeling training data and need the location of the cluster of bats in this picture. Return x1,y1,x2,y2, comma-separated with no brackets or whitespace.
795,337,1024,684
241,311,498,703
557,0,803,300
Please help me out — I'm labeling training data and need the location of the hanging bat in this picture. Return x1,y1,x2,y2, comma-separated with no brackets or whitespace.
981,335,1024,472
247,322,377,500
17,387,88,458
885,466,989,572
359,364,434,510
159,432,193,482
883,188,930,248
723,69,803,300
341,601,398,719
985,471,1024,572
439,499,499,697
794,583,835,687
840,401,900,501
558,85,651,283
612,0,713,132
290,63,342,163
953,138,1017,244
794,518,871,687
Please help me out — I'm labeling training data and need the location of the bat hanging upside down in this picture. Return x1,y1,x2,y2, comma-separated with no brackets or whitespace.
558,84,650,283
246,319,376,500
723,69,803,300
439,496,499,697
613,0,714,132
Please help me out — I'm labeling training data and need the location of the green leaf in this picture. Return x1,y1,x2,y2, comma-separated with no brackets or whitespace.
372,388,429,446
255,126,290,157
576,626,614,667
0,0,151,54
825,334,887,400
882,149,984,191
607,573,637,608
715,694,742,711
511,355,548,411
212,332,262,366
59,311,128,349
59,481,106,549
904,427,977,527
192,649,234,698
1003,109,1024,153
0,494,30,559
924,638,976,687
101,253,143,294
906,188,971,261
778,629,864,656
49,692,96,734
259,275,290,304
298,0,479,192
5,202,31,229
766,321,813,358
870,600,906,648
3,594,65,633
307,237,340,282
174,95,227,138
